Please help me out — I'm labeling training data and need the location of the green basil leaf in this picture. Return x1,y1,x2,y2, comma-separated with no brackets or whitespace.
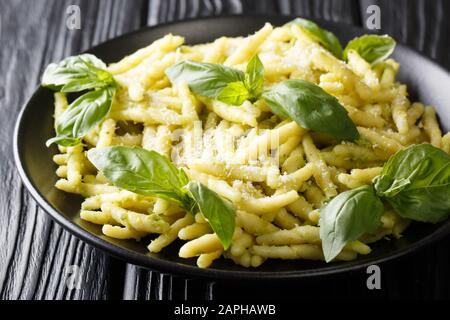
165,60,245,97
46,87,114,147
60,77,109,93
319,185,384,262
42,54,111,91
374,144,450,223
288,18,343,59
178,168,190,186
46,136,81,147
262,79,359,141
186,181,236,249
343,35,396,65
73,54,107,69
244,54,264,98
87,146,191,206
217,81,250,106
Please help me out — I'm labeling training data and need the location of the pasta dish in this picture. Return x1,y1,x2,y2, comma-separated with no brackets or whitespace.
41,19,450,268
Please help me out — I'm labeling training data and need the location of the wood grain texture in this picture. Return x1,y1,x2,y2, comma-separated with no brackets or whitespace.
278,0,361,24
0,0,144,300
1,0,450,300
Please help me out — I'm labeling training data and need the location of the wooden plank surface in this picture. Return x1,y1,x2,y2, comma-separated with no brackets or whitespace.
0,0,145,300
1,0,449,300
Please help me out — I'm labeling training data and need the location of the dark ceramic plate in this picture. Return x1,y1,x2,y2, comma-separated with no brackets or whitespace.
13,15,450,280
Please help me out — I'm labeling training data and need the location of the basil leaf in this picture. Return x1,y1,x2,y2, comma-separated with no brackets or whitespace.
374,144,450,223
61,68,115,93
288,18,343,59
178,168,190,186
46,87,114,147
46,136,81,148
244,54,264,98
262,79,359,141
344,35,396,65
87,146,191,206
186,181,236,249
42,54,112,92
217,81,250,106
320,185,384,262
72,54,107,69
43,54,117,147
165,60,245,97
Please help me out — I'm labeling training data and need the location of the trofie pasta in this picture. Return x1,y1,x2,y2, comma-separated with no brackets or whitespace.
43,19,450,268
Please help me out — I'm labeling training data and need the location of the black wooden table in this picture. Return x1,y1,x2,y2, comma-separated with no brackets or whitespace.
1,0,450,300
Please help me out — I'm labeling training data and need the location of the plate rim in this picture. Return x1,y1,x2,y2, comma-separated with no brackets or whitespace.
13,14,450,280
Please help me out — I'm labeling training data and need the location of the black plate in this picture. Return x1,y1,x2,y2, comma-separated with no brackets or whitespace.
13,15,450,280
